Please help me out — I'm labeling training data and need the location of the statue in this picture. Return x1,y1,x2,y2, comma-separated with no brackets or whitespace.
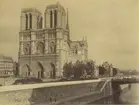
50,42,56,53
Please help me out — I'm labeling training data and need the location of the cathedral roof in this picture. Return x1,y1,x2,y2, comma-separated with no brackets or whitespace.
70,41,86,49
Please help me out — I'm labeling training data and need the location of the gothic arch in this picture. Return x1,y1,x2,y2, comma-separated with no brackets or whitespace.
36,61,44,78
36,42,45,54
37,16,39,29
50,62,56,79
22,64,31,77
54,10,57,27
25,14,28,30
50,10,53,28
39,17,42,29
29,13,32,29
37,16,43,29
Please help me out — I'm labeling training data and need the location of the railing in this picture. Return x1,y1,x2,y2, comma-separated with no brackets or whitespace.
0,78,114,105
100,80,110,92
0,79,101,92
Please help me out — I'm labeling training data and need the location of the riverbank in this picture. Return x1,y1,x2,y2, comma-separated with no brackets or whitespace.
0,79,102,105
120,84,139,104
91,84,139,104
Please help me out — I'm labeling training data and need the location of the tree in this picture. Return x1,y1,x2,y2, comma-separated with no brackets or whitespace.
113,68,118,76
85,60,95,75
73,61,83,79
63,62,74,78
98,66,107,76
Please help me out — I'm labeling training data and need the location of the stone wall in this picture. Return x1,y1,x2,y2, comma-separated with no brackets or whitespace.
0,89,32,105
0,79,122,105
0,79,124,105
0,80,101,105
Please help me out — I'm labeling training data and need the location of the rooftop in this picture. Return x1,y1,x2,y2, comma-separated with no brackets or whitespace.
0,54,13,61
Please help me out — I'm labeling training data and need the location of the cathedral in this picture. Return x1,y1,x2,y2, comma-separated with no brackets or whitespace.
18,2,88,78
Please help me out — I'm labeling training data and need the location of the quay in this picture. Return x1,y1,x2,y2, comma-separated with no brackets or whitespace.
0,77,133,105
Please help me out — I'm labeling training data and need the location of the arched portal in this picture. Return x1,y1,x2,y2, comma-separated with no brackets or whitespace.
22,64,31,77
36,42,45,54
37,61,44,78
50,62,56,79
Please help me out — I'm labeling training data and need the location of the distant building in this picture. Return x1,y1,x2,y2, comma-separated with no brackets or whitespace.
18,2,88,78
0,55,14,76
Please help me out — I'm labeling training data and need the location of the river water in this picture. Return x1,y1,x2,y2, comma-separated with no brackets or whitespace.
90,84,139,104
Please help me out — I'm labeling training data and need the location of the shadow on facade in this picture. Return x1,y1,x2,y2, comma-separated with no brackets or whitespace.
37,62,44,79
29,86,74,105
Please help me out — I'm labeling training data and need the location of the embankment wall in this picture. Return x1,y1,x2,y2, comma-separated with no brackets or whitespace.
0,79,128,105
0,79,101,105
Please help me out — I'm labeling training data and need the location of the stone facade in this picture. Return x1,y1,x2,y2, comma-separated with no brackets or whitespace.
18,2,88,78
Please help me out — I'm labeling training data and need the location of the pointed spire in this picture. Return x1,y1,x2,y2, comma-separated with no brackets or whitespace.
66,8,69,30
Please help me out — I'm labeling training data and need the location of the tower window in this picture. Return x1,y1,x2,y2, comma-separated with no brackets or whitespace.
40,17,42,29
29,13,32,29
50,10,53,28
26,14,28,30
54,10,57,28
37,16,39,29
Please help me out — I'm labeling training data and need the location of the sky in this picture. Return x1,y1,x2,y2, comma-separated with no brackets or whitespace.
0,0,139,70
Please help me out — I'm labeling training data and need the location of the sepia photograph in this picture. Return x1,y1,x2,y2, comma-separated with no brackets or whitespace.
0,0,139,105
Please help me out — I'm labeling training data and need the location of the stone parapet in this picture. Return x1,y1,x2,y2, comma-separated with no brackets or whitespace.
0,79,101,105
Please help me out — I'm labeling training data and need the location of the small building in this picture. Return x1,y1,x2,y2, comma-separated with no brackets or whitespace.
0,54,14,76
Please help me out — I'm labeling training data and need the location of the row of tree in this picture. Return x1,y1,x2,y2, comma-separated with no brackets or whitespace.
63,60,118,79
